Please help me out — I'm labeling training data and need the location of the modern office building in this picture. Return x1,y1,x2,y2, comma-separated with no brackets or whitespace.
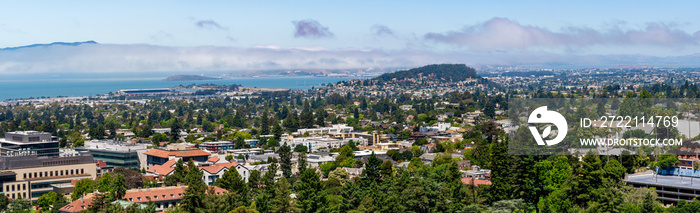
0,151,96,201
0,131,59,157
75,140,149,169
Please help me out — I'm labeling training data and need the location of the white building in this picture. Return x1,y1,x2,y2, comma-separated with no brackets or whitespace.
295,124,354,135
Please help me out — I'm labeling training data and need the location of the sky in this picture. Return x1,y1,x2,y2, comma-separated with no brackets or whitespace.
1,1,700,74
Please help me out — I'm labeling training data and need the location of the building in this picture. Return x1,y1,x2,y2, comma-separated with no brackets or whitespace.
0,131,59,157
200,141,234,154
59,186,228,212
75,140,149,169
295,124,354,135
282,136,367,152
143,148,211,169
0,152,96,201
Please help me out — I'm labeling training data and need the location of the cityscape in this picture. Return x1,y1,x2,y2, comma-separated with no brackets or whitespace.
2,1,700,213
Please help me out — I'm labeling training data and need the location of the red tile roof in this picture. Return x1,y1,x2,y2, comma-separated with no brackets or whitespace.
144,149,211,158
461,177,492,186
59,186,228,213
215,162,239,169
96,160,107,168
147,164,175,176
200,165,226,174
207,155,219,163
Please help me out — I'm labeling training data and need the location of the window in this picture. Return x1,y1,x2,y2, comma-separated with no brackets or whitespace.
11,185,14,191
50,171,53,176
81,169,84,174
22,184,25,190
61,170,64,176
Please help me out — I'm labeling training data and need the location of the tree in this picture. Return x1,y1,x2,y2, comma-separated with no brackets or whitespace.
110,173,127,200
298,151,308,173
279,143,293,178
381,160,393,179
294,144,308,153
71,178,96,201
271,177,299,213
260,110,270,135
216,166,248,203
0,195,9,212
180,162,207,213
362,152,383,182
295,169,322,213
97,173,113,192
37,191,62,211
230,205,260,213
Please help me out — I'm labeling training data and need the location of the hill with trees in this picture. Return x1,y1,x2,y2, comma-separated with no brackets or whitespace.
374,64,480,82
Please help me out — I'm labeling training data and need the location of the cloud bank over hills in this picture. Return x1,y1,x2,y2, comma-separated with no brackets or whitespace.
1,41,699,74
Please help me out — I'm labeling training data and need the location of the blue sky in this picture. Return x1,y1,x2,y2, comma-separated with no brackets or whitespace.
1,1,699,73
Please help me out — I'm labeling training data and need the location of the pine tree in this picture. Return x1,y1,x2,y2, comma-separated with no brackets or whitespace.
295,169,322,213
260,110,270,135
271,177,299,213
279,143,293,178
362,152,383,183
215,166,249,204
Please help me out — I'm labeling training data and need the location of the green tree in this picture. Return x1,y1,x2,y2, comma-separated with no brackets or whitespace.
37,191,61,211
180,163,207,213
272,177,299,213
298,151,308,173
230,205,260,213
381,160,393,179
362,152,383,182
71,178,96,201
97,172,113,192
260,110,270,135
295,169,322,213
279,143,293,178
216,166,249,204
110,173,127,200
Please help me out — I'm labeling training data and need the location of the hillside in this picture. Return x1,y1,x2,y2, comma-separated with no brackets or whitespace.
0,41,98,51
374,64,479,82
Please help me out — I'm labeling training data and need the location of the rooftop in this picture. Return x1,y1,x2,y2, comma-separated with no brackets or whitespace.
626,173,700,190
144,149,211,159
77,140,149,153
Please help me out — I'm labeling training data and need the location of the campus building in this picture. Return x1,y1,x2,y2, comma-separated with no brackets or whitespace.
0,151,96,201
0,131,59,157
75,140,149,169
59,186,228,212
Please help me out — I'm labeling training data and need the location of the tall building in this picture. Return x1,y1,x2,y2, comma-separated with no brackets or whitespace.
0,151,96,201
0,131,59,157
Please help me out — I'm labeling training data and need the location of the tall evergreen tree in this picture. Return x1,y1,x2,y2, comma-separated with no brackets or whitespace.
295,169,322,213
362,152,383,183
260,110,270,135
271,177,299,213
279,143,293,178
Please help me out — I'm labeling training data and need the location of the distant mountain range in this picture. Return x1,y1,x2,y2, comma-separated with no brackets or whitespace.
1,41,700,74
0,41,97,51
164,75,221,81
